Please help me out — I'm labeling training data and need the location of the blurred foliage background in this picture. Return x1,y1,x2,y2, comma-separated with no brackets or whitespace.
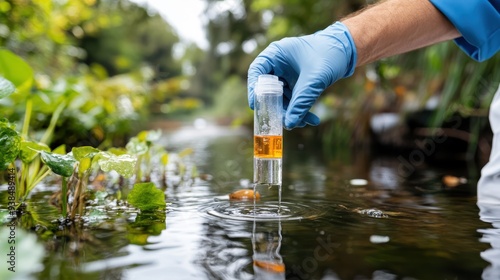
0,0,499,160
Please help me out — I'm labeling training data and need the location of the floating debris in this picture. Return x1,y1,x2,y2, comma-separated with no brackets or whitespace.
370,235,390,244
356,208,388,218
350,179,368,186
229,189,260,200
442,175,467,187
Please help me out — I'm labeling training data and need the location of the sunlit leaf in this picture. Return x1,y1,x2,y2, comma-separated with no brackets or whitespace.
137,130,148,142
78,157,92,176
96,152,136,178
19,140,50,164
0,125,20,170
0,49,33,96
40,151,76,177
126,137,148,155
72,146,100,161
52,144,66,155
107,147,127,155
127,182,165,212
0,76,15,99
161,153,169,165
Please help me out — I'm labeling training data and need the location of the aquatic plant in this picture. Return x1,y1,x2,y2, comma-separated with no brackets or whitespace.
0,50,199,226
127,182,165,212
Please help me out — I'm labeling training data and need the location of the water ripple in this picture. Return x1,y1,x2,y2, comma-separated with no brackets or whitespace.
201,200,327,222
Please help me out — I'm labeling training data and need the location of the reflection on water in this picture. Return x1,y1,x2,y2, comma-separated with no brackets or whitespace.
2,122,498,279
478,204,500,280
252,220,285,280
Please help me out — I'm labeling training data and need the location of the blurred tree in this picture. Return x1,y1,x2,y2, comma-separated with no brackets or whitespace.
78,0,182,79
0,0,97,75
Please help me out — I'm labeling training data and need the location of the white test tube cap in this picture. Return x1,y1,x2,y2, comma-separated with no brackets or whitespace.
255,75,283,95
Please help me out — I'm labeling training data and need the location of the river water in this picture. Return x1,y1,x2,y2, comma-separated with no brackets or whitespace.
2,122,499,279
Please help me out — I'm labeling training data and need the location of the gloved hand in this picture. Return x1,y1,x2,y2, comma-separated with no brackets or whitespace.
247,21,357,130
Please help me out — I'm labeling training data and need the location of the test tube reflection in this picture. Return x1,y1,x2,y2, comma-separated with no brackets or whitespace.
252,220,285,279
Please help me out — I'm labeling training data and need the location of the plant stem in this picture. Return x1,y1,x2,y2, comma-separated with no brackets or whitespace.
78,173,89,217
22,97,33,138
40,101,66,145
61,177,68,218
19,162,27,199
26,158,40,187
136,155,143,182
26,166,50,197
71,178,84,220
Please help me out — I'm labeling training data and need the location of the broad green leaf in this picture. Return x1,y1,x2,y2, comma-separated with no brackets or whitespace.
97,152,136,178
0,49,33,96
126,137,148,155
0,125,20,170
19,140,50,163
127,182,165,212
52,144,66,155
40,151,76,177
78,157,92,176
72,146,100,161
0,76,15,99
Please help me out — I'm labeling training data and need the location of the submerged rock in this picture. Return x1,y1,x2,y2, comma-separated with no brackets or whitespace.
229,189,260,200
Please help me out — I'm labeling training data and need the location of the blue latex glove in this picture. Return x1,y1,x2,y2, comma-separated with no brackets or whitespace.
247,21,357,130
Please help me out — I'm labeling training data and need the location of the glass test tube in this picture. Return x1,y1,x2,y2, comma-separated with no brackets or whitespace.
254,74,283,185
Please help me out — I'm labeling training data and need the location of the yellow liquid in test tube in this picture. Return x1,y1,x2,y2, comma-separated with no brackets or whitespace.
254,135,282,158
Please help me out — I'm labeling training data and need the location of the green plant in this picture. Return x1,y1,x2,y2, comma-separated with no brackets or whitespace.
127,182,165,212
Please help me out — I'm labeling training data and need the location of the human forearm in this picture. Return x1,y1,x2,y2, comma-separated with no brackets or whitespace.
342,0,460,66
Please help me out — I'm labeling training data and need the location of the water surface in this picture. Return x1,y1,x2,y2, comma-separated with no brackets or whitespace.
1,123,497,279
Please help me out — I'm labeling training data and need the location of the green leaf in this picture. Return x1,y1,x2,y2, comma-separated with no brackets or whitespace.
161,153,169,165
126,137,148,155
19,140,50,163
40,151,76,177
0,76,15,99
0,49,33,96
107,147,127,155
96,152,136,178
52,144,66,155
0,125,20,170
78,157,92,176
127,182,165,212
0,118,16,130
72,146,100,161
